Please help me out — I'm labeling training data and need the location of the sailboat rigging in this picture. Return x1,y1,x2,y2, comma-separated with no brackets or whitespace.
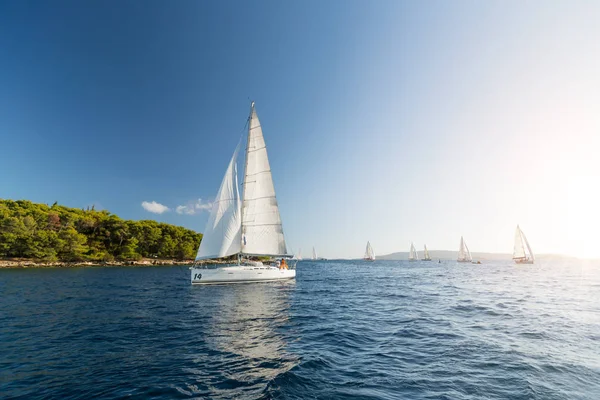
364,241,375,261
422,245,432,261
409,243,418,261
190,102,296,284
457,236,472,263
513,225,534,264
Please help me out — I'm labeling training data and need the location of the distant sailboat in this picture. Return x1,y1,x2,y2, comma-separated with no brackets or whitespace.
364,241,375,261
457,236,472,263
422,245,432,261
190,102,295,284
409,242,418,261
297,249,302,261
513,225,534,264
312,247,317,260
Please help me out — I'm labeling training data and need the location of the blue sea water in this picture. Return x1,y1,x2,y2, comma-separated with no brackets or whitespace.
1,260,599,399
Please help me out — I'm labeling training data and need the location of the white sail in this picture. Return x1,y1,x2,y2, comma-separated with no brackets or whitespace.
523,232,534,262
312,247,317,260
364,241,375,260
241,103,288,256
423,245,431,260
513,226,534,262
409,243,418,260
297,249,302,260
195,148,242,260
457,236,472,262
513,227,526,259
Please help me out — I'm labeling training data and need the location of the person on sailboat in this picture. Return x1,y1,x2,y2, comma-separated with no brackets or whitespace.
280,258,288,270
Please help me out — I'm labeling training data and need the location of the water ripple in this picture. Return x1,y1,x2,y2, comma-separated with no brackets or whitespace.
1,259,600,399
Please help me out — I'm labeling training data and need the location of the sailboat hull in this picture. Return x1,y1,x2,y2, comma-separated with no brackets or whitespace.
514,259,534,265
191,265,295,285
456,260,471,263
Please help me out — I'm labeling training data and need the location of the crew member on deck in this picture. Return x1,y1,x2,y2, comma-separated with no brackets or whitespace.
280,258,288,270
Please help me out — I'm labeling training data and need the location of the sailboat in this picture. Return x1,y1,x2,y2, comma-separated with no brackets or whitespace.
363,241,375,261
513,225,534,264
312,247,317,260
190,102,296,284
409,242,418,261
422,245,432,261
297,249,302,261
457,236,472,263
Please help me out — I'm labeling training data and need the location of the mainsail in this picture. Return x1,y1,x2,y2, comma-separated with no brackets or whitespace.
195,148,242,260
364,241,375,260
423,245,431,260
195,102,289,261
409,243,418,261
312,247,317,260
457,236,472,262
513,225,534,263
241,103,288,256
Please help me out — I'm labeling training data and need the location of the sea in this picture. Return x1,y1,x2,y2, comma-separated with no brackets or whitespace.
1,260,599,400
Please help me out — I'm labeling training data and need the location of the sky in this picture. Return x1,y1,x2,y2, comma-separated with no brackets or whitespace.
1,1,599,259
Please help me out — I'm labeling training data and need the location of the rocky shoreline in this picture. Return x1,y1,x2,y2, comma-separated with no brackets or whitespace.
0,258,199,268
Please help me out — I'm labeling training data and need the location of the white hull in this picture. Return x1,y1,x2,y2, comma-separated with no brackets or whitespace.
191,265,296,285
514,259,534,265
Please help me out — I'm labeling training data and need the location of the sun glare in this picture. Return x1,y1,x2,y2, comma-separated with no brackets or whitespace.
566,175,600,259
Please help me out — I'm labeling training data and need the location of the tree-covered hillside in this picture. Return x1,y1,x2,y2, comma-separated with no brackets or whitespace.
0,199,202,262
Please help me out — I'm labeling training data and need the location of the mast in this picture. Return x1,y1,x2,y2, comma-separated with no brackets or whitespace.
240,101,253,252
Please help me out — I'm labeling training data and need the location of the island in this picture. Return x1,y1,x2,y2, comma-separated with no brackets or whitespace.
0,199,203,268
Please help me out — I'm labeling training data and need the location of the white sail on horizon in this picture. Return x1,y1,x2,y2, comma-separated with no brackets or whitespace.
312,247,317,260
513,225,534,263
364,241,375,260
457,236,472,262
409,243,418,260
423,245,431,260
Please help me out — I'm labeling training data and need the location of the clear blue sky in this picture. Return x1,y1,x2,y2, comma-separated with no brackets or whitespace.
1,1,599,259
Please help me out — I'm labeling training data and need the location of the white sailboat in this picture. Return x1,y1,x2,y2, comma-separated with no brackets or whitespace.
513,225,534,264
363,241,375,261
190,102,295,284
409,242,418,261
312,247,317,260
422,244,432,261
297,249,302,261
457,236,472,263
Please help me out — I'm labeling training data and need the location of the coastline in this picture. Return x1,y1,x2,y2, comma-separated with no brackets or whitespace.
0,258,198,269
